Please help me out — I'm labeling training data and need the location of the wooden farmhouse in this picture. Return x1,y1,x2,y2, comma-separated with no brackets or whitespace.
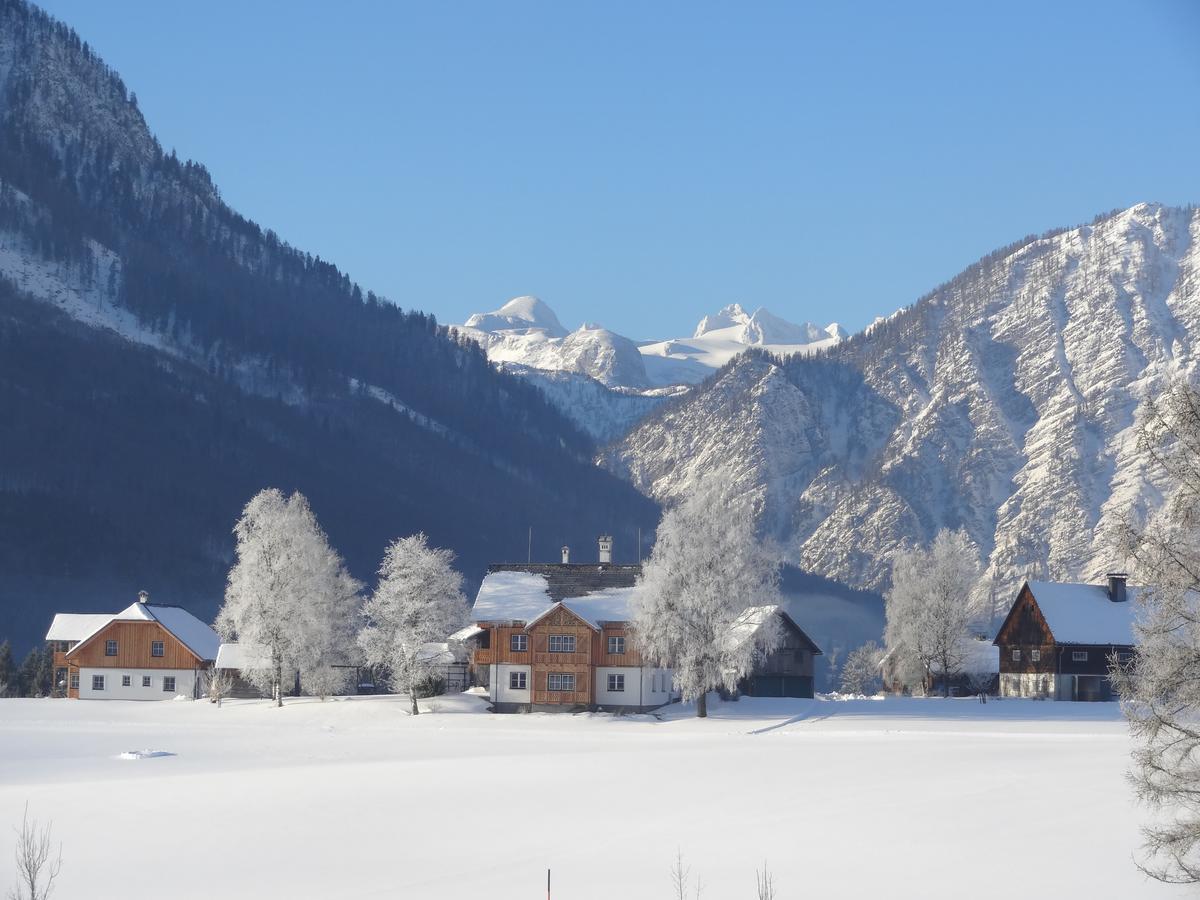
45,591,219,699
462,537,823,712
993,574,1135,701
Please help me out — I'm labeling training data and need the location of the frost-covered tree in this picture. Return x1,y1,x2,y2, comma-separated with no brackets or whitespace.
216,489,362,707
631,482,783,717
1114,382,1200,882
0,640,14,698
884,529,983,696
839,640,882,696
358,533,469,715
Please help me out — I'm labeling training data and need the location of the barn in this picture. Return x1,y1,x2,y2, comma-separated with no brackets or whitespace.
731,606,823,699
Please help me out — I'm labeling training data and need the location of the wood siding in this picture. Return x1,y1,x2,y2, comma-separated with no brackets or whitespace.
66,620,201,669
592,623,645,667
528,606,594,705
995,586,1057,675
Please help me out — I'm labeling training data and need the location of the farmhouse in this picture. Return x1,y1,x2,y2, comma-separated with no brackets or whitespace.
464,537,823,712
993,574,1135,701
45,591,219,699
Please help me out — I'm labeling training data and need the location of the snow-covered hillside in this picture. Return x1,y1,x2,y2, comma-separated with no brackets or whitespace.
606,203,1200,592
0,695,1159,900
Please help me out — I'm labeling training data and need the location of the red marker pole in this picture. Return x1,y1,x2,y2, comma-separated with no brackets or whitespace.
547,868,551,900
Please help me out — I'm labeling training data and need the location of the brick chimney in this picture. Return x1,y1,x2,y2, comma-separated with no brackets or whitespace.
561,546,570,565
1106,573,1128,603
598,535,613,564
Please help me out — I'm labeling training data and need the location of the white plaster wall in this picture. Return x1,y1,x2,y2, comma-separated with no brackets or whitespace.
999,672,1056,699
594,667,674,707
78,668,199,700
492,664,531,704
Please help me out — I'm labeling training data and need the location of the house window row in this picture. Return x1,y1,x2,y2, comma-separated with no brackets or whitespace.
607,674,625,692
607,636,625,655
510,634,528,652
88,674,177,692
548,635,576,654
509,671,527,690
101,639,166,657
1010,648,1093,663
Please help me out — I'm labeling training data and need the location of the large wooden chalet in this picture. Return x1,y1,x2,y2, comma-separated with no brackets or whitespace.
462,537,823,712
45,591,220,699
993,574,1135,701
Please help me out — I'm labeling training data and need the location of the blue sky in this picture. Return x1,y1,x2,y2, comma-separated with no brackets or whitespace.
35,1,1200,339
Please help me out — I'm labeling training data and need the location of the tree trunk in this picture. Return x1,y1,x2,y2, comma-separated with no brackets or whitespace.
697,691,707,718
274,661,283,708
410,686,420,716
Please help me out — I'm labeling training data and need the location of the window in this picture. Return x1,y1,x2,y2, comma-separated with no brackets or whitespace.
510,634,528,652
607,673,625,692
547,673,576,692
142,676,152,688
162,676,176,693
121,675,132,687
105,639,118,656
509,671,527,690
151,641,164,658
607,636,626,655
1012,649,1021,662
1072,650,1089,662
70,672,80,690
92,675,105,691
548,635,576,653
1030,649,1041,662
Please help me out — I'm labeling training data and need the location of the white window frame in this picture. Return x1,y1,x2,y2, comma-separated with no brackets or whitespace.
1030,649,1041,662
548,634,576,654
162,676,176,693
509,671,527,690
607,636,626,655
70,672,80,690
607,673,625,692
547,673,576,692
1072,650,1089,662
1012,649,1021,662
510,634,528,652
142,675,152,688
151,640,165,658
105,639,118,656
92,674,105,691
121,674,132,687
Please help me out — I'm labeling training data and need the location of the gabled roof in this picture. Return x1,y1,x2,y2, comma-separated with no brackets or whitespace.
470,565,641,628
45,613,113,642
215,642,270,671
524,601,600,632
727,605,823,655
1001,581,1137,647
62,601,221,662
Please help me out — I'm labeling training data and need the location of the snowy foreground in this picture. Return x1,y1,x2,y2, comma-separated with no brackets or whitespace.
0,694,1176,899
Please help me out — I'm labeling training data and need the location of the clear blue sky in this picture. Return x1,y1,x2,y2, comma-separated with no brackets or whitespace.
34,0,1200,339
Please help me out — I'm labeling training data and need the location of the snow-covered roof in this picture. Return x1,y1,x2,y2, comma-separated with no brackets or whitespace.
470,568,639,628
59,601,221,662
931,637,999,674
447,624,484,642
416,642,465,666
726,605,781,649
45,613,113,642
215,642,270,671
1026,581,1138,646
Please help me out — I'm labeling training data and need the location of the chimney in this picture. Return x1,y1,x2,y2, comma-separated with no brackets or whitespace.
137,589,149,604
1106,573,1128,603
598,535,613,565
561,546,570,565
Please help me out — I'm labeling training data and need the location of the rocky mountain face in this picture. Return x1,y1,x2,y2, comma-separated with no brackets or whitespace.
605,203,1200,592
0,0,659,652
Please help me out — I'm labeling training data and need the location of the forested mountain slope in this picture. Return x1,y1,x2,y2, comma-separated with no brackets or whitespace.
0,0,657,652
605,203,1200,591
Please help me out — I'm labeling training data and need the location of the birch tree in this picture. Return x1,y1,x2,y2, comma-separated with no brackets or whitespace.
1113,381,1200,882
884,528,983,696
631,482,783,718
216,489,362,706
357,533,469,715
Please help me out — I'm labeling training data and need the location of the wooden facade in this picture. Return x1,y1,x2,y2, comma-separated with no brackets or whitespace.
995,585,1058,678
58,617,207,699
736,610,821,699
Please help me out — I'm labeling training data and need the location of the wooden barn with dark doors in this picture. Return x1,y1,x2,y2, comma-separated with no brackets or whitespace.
993,574,1136,701
732,606,823,699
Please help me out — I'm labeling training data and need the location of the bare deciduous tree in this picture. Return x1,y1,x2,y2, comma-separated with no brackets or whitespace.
9,804,61,900
206,666,233,706
755,862,776,900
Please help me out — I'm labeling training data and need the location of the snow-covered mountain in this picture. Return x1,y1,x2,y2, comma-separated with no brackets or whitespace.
604,202,1200,593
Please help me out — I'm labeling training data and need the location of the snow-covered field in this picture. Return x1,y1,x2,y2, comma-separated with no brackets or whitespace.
0,694,1175,899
